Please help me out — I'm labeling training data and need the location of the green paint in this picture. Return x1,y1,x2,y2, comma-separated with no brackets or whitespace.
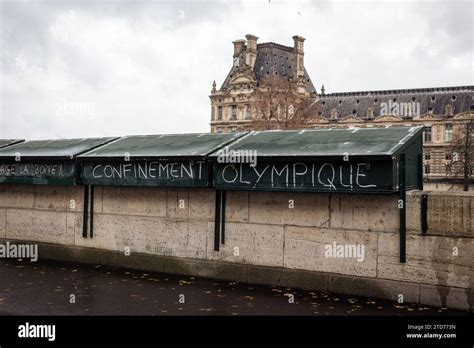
80,160,210,187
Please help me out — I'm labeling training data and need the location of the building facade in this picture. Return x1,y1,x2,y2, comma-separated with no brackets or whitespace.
210,34,474,188
209,34,316,134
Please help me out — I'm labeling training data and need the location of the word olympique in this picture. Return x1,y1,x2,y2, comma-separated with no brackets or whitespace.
216,161,380,191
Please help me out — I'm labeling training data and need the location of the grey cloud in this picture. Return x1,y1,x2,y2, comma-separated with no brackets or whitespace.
0,0,471,140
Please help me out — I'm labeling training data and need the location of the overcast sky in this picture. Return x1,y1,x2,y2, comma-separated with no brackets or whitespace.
1,0,472,140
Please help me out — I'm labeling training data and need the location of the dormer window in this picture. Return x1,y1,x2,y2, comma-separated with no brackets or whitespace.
366,108,374,119
331,108,338,120
445,104,454,116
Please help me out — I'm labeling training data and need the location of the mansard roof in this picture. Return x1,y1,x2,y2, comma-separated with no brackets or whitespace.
220,42,316,94
318,85,474,120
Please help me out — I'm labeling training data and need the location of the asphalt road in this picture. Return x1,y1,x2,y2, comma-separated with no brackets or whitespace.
0,258,466,316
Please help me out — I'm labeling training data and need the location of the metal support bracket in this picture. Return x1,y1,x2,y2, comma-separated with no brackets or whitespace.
421,193,428,235
398,154,406,263
82,185,94,239
214,190,226,251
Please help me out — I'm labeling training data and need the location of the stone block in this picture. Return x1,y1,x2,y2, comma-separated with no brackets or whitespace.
207,221,284,268
166,188,189,219
188,188,214,220
6,208,72,245
164,256,247,282
102,186,167,217
378,232,474,289
0,184,35,209
34,185,69,211
284,226,377,277
225,191,249,222
249,191,330,228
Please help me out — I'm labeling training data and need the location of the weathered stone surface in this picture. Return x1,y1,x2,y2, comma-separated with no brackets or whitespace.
329,193,398,232
0,184,35,209
247,265,328,291
0,208,6,238
75,212,208,260
165,219,208,259
284,226,377,277
329,194,359,230
166,188,189,219
100,249,165,273
6,208,73,245
329,274,420,304
102,186,167,217
189,188,214,219
68,185,85,212
76,213,168,254
225,191,249,222
249,191,330,228
378,233,474,289
207,222,284,267
406,191,421,233
34,185,69,211
66,212,77,244
164,256,247,282
90,186,102,213
420,284,473,311
38,242,102,264
364,194,399,233
427,192,473,237
0,184,472,312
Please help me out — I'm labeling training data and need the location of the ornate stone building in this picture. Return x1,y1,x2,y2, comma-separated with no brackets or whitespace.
209,34,474,188
209,34,316,133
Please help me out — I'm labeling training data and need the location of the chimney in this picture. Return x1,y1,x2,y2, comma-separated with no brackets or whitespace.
232,39,246,58
292,35,305,78
245,34,258,68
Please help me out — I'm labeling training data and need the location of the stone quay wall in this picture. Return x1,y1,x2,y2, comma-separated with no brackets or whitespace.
0,184,472,311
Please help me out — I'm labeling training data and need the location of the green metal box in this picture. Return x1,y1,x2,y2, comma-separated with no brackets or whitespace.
210,126,424,194
0,137,117,185
77,132,246,188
